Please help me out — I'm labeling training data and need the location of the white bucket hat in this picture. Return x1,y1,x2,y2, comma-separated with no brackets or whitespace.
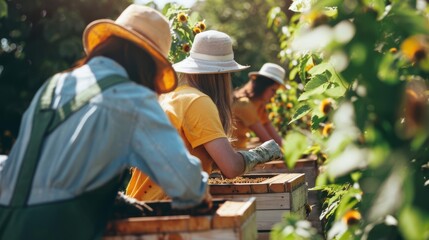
173,30,249,74
82,4,177,93
248,63,286,85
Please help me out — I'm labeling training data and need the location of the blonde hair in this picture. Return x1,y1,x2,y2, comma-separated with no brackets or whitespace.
178,73,234,137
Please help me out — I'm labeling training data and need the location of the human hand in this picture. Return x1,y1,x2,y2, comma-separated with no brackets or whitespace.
238,139,283,173
196,186,213,214
258,139,283,161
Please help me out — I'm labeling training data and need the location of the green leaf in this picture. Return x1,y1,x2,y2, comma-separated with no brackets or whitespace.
0,0,7,18
325,84,347,98
298,82,330,101
289,104,312,124
363,0,386,16
266,7,281,28
399,206,429,240
298,54,311,82
304,71,329,91
289,67,299,80
378,53,399,84
284,131,308,169
311,114,326,130
308,62,332,75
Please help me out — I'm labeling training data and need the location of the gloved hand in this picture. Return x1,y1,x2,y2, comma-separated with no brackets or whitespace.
238,139,283,174
194,185,213,214
111,192,151,219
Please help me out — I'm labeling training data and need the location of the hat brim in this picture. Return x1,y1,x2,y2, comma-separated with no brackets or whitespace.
248,71,285,85
173,57,249,74
83,19,177,93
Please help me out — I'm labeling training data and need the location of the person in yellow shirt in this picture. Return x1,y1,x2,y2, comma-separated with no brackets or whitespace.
126,30,283,201
232,63,286,149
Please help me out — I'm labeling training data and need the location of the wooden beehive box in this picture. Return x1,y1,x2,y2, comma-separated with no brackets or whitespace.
250,155,319,188
249,156,323,234
209,173,308,233
104,198,257,240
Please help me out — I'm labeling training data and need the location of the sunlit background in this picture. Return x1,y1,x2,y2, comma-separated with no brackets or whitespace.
135,0,196,8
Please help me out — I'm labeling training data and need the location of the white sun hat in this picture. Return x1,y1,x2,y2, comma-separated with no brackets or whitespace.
173,30,249,74
248,63,286,85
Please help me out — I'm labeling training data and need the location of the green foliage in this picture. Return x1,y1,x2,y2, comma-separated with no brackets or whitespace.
162,3,206,63
0,0,7,18
0,0,132,154
0,1,205,155
268,0,429,239
267,81,312,136
283,130,308,168
193,0,290,86
271,214,323,240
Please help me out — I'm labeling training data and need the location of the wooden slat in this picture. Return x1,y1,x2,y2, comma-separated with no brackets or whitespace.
210,174,280,194
268,174,297,193
250,157,319,188
285,173,306,191
210,173,305,195
253,155,317,170
106,215,212,234
104,213,258,240
105,198,257,237
211,192,295,210
240,212,258,240
291,184,308,211
213,197,256,229
104,228,246,240
209,184,255,194
250,183,269,193
256,209,289,231
256,206,308,231
257,231,271,240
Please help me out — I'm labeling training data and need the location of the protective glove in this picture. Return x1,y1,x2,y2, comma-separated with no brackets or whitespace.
238,139,283,174
111,192,151,219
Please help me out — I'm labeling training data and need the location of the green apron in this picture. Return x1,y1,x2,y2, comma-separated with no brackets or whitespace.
0,74,129,240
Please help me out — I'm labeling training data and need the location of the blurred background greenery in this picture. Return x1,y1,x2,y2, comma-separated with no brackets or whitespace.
2,1,429,239
0,0,131,153
0,0,291,154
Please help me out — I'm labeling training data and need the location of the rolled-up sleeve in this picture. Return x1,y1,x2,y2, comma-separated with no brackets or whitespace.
128,92,208,209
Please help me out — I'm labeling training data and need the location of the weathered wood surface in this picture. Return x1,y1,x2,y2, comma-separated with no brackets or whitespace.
211,184,307,211
249,158,323,234
209,173,306,195
256,205,307,231
247,155,323,233
251,160,323,234
104,198,257,240
250,155,319,188
209,173,308,232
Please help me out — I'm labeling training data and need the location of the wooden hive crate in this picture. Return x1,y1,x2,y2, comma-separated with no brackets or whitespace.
248,156,323,234
250,155,319,188
209,173,308,234
103,198,257,240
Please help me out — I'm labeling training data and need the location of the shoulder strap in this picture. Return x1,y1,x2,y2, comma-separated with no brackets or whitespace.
10,74,129,207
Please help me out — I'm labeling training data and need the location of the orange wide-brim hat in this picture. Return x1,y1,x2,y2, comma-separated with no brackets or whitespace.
82,5,177,93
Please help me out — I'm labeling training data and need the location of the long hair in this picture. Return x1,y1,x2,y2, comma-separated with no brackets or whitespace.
233,75,277,100
180,73,234,137
71,36,157,91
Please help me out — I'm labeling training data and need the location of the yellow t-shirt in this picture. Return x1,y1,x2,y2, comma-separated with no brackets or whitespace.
126,85,227,201
232,97,269,149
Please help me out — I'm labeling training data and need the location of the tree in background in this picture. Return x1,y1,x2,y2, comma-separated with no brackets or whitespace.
0,0,131,153
193,0,292,87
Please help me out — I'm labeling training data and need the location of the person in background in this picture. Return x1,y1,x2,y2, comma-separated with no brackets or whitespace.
0,5,211,240
231,63,286,149
126,30,283,201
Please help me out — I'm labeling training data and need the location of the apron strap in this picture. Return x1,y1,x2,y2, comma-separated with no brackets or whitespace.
10,74,129,207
